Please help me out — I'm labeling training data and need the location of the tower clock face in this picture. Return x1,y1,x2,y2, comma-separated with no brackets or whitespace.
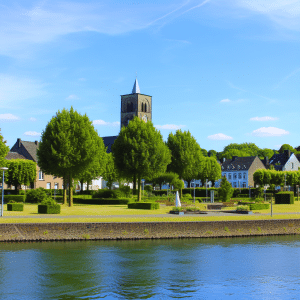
142,114,148,122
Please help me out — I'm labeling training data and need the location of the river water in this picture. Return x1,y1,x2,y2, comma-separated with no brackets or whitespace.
0,236,300,299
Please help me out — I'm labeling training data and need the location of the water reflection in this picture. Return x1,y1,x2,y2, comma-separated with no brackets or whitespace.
0,236,300,299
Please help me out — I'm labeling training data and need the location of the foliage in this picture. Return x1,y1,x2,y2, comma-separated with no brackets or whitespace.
151,172,179,189
73,198,131,205
38,204,61,214
197,156,221,186
4,159,36,189
220,143,261,159
128,202,160,210
102,153,119,189
0,129,9,171
249,203,270,210
7,203,24,211
171,206,184,211
112,117,171,201
279,144,295,153
119,185,132,198
275,192,294,204
201,148,208,157
4,195,25,203
236,205,249,211
172,179,184,191
144,185,153,193
26,188,48,203
37,107,106,206
218,176,234,202
40,198,58,206
93,189,123,199
208,150,217,159
167,130,203,184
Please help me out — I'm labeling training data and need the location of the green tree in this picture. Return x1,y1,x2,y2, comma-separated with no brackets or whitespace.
201,148,208,157
167,130,203,191
218,176,234,202
5,159,36,190
77,141,107,191
112,117,171,201
198,157,221,187
279,144,295,153
102,153,119,189
37,107,106,206
208,149,218,159
259,148,275,160
151,172,179,190
220,142,261,159
0,129,9,171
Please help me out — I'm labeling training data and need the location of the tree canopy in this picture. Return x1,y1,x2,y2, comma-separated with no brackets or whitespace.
167,130,203,185
102,153,119,189
112,116,171,201
37,107,106,206
0,129,9,167
198,157,221,186
5,159,36,189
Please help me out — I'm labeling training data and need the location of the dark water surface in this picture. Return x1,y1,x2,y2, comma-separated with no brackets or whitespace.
1,236,300,299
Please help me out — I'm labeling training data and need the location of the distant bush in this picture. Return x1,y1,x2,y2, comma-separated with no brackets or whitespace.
26,188,48,203
119,185,132,198
4,195,25,203
74,198,131,205
128,202,159,210
92,189,121,199
236,205,249,211
275,192,294,204
249,203,270,210
7,203,24,211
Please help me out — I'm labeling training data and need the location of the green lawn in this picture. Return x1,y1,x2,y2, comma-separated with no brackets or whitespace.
0,201,299,224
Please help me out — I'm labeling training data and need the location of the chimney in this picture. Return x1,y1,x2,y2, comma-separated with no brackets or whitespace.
35,141,38,145
284,150,291,158
17,138,21,148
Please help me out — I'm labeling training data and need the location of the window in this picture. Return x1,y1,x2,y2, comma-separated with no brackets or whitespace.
242,182,247,188
233,182,237,187
243,173,246,179
141,103,144,112
233,173,237,179
46,182,51,189
54,183,58,190
228,173,232,179
292,162,294,169
145,103,147,112
39,170,44,180
238,173,242,179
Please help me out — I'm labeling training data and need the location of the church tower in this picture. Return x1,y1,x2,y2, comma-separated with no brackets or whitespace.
121,78,152,128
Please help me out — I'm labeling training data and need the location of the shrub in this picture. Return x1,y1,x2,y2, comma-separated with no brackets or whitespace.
236,205,249,211
119,185,132,198
219,177,234,202
237,194,250,198
152,190,168,196
275,192,294,204
92,189,121,199
4,195,25,203
7,203,24,211
128,202,160,210
73,198,131,205
254,198,264,203
171,206,184,211
144,185,153,193
249,203,270,210
40,198,58,206
26,188,48,203
38,204,61,214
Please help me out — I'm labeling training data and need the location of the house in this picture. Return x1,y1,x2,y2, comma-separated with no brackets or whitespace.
269,150,300,171
5,138,63,190
220,156,266,188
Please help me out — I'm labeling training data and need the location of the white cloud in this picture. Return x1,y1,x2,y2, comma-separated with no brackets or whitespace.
207,133,233,140
251,127,289,137
93,120,120,127
29,117,37,122
24,131,41,136
66,94,79,100
0,113,20,121
155,124,186,130
220,98,231,103
250,116,278,121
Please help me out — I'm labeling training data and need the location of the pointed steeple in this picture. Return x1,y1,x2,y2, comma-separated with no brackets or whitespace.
132,78,140,94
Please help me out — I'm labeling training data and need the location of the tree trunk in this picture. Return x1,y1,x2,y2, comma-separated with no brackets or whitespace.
137,175,141,202
80,180,84,192
187,180,191,188
133,174,136,190
69,172,73,207
87,181,90,191
63,176,67,205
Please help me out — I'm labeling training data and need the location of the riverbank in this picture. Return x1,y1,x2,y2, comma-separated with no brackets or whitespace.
1,218,300,242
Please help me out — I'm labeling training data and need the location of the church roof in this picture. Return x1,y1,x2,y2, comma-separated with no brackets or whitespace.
102,136,118,153
132,78,140,94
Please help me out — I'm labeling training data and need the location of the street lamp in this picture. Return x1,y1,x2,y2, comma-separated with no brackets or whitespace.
193,179,196,204
0,167,9,217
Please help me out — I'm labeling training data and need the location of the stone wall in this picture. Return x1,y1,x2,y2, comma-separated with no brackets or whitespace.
1,219,300,242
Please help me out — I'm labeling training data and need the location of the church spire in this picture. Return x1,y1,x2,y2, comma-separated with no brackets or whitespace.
132,78,140,94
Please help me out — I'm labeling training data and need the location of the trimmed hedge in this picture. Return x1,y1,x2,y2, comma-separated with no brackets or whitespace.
7,203,24,211
249,203,270,210
4,195,25,203
73,198,131,205
152,190,168,196
92,189,123,199
38,204,61,214
128,202,160,210
275,192,294,204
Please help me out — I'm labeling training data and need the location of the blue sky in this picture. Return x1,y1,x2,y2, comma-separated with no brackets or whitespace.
0,0,300,153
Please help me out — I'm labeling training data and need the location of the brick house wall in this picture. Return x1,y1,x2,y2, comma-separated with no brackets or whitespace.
248,156,266,187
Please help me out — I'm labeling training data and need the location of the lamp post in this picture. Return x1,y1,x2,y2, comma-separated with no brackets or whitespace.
206,179,208,201
193,179,195,204
0,167,8,217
